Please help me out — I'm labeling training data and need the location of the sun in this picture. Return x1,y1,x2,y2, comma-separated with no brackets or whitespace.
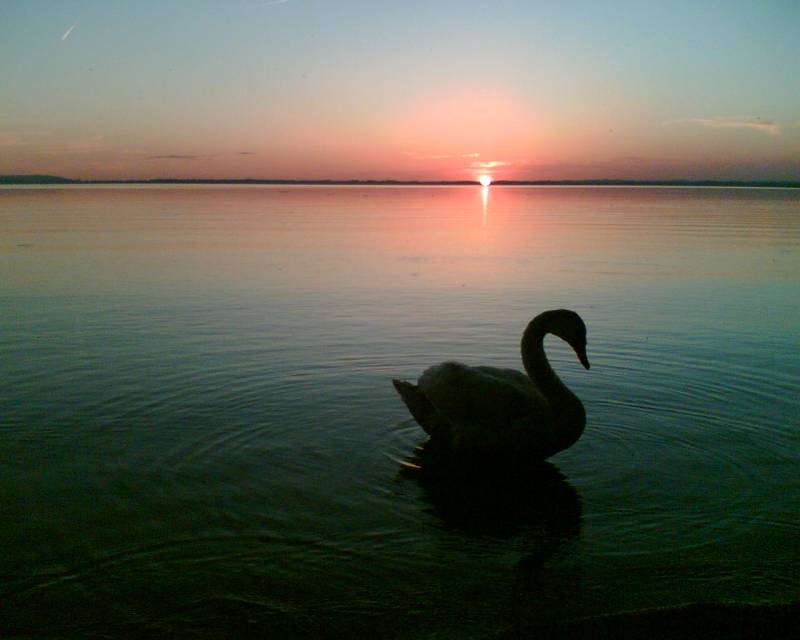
478,174,492,187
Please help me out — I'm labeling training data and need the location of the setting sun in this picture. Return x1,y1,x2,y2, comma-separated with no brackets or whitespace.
478,175,492,187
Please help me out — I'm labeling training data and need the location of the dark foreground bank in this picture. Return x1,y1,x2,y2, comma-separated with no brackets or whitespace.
2,601,795,638
493,601,800,640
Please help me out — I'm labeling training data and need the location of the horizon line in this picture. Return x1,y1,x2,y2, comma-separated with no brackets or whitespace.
1,174,799,188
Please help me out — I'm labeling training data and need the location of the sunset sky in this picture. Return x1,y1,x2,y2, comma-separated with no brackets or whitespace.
1,1,798,181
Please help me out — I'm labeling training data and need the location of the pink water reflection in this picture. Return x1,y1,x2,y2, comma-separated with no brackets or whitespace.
2,185,797,295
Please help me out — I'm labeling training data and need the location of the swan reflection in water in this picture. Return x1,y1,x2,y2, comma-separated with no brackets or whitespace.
401,439,582,541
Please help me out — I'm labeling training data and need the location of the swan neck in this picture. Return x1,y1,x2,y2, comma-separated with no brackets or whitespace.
521,316,568,398
521,311,587,456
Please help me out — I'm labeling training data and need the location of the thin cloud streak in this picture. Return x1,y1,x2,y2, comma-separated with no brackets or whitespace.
472,160,511,169
61,23,77,41
406,152,480,160
670,117,781,135
261,0,290,6
149,154,202,160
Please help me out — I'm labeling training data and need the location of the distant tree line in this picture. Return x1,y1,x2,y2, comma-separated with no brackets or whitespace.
1,175,798,188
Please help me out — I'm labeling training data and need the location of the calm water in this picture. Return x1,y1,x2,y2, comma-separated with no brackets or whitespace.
1,185,798,637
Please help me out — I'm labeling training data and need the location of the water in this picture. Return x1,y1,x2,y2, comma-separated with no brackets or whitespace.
1,185,798,637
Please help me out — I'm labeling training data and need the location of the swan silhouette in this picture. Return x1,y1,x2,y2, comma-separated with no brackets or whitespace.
393,309,590,461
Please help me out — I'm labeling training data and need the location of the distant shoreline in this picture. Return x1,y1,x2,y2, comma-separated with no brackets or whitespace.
1,175,798,188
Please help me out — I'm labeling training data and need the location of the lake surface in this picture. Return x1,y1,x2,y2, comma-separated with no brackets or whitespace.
1,185,798,637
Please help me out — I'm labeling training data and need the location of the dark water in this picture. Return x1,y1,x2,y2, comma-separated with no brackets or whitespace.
1,185,798,637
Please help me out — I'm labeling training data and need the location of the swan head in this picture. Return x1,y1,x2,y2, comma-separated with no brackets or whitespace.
543,309,590,370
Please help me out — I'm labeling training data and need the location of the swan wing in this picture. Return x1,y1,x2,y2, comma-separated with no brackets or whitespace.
417,362,551,434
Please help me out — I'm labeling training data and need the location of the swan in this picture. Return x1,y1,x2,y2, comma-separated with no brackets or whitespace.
392,309,590,461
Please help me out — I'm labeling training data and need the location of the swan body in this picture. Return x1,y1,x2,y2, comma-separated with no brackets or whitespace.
393,309,590,461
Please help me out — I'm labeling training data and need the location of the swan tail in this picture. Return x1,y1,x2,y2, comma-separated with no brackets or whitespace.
392,379,446,440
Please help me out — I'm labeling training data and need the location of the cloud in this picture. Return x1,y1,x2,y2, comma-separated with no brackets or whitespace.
669,117,780,135
62,23,77,41
261,0,290,6
406,151,480,160
471,160,511,169
238,151,256,155
149,154,202,160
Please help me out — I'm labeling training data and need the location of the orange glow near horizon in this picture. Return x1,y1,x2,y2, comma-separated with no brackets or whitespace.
387,87,542,180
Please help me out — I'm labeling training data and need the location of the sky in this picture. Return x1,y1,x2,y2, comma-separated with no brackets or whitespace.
1,0,799,181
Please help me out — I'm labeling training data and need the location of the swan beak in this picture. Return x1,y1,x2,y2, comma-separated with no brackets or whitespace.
577,344,590,370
